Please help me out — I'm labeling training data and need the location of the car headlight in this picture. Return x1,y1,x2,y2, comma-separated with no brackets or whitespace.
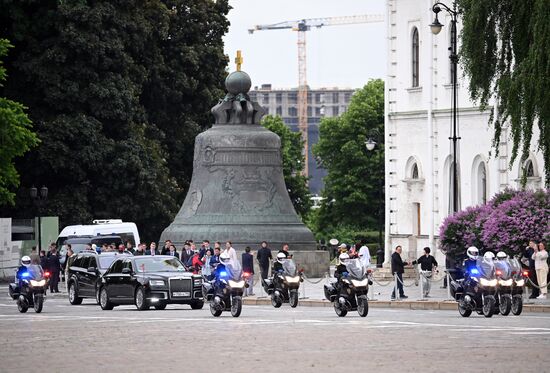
499,279,513,286
149,280,165,287
480,278,497,287
515,279,525,287
284,276,300,283
228,280,245,288
30,279,46,287
351,279,369,287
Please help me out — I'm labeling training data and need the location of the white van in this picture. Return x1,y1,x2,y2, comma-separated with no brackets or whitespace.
56,220,141,251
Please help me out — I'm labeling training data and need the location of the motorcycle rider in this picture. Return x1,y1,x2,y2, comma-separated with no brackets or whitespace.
16,256,32,282
462,246,479,276
271,252,287,288
496,251,508,261
213,252,232,281
334,253,350,280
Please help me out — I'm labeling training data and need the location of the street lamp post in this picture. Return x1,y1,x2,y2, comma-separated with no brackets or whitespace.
430,2,460,213
365,129,384,254
30,186,48,251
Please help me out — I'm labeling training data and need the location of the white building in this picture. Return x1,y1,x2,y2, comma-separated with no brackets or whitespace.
383,0,546,265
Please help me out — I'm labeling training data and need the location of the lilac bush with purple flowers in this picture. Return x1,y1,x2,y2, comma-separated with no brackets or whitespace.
439,189,550,260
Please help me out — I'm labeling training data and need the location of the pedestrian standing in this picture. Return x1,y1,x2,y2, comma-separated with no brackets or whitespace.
125,241,135,255
161,240,171,255
48,247,61,293
146,243,160,256
391,245,408,300
65,246,75,290
39,250,48,269
28,246,40,265
256,241,272,281
279,243,292,258
358,242,371,268
181,242,193,264
168,244,179,259
532,241,548,299
135,243,146,256
202,249,213,280
242,247,255,296
224,241,238,263
524,240,540,299
411,247,438,297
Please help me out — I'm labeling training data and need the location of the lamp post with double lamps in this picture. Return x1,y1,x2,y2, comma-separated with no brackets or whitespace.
430,2,460,213
30,186,48,251
365,129,384,255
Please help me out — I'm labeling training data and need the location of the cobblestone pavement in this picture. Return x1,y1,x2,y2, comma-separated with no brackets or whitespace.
0,287,549,373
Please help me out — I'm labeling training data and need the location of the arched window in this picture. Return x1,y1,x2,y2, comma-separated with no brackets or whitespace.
477,162,487,204
411,163,419,179
524,159,535,177
412,27,419,87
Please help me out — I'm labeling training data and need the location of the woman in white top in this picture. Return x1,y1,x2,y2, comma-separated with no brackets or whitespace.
532,241,549,299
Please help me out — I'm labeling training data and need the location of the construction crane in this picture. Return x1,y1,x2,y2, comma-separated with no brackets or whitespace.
249,14,384,178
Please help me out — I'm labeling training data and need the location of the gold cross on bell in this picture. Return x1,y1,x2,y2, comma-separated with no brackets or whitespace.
235,50,243,71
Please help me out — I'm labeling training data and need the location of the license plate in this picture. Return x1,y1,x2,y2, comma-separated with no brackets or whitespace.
173,291,190,297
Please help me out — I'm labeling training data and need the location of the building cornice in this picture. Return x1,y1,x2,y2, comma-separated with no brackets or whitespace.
388,106,493,120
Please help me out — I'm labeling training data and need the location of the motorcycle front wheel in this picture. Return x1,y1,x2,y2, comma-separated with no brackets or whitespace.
357,295,369,317
17,297,28,313
271,293,282,308
482,295,495,318
499,295,512,316
289,290,299,308
231,296,242,317
210,302,222,317
334,301,347,317
512,295,523,316
34,294,44,313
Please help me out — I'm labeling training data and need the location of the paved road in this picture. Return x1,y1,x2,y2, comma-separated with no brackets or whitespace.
0,289,548,373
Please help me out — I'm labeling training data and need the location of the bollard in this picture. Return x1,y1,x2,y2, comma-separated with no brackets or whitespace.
369,276,378,301
394,273,400,301
446,271,452,300
419,271,424,300
299,276,308,300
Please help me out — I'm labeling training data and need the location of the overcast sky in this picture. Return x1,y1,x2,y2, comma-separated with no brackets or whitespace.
223,0,386,89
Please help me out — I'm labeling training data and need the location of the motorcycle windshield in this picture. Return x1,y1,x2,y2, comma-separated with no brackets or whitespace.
494,260,512,279
282,260,297,276
476,257,495,279
508,258,522,274
225,261,242,281
345,259,366,279
26,265,44,279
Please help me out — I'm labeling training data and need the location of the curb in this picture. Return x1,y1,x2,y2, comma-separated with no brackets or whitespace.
242,297,550,313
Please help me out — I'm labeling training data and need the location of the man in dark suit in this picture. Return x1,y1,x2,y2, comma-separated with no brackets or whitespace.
256,241,272,281
181,242,193,265
145,242,160,256
391,245,409,300
48,247,62,293
167,245,180,259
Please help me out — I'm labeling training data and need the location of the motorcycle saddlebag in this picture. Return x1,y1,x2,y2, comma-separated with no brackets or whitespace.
449,280,463,300
324,283,337,302
8,283,19,300
201,282,214,301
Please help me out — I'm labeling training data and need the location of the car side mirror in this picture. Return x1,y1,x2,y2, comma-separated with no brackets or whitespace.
121,268,131,275
87,267,96,273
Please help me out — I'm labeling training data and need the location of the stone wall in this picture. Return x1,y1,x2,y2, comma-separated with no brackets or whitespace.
0,219,21,280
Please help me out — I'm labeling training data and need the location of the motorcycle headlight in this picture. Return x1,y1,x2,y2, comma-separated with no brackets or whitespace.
499,279,513,286
480,278,497,287
351,279,369,287
149,280,165,287
228,280,245,288
515,279,525,287
30,279,46,287
284,276,301,283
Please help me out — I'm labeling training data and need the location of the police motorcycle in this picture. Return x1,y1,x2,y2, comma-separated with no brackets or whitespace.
509,256,528,316
202,253,246,317
494,251,513,316
451,249,498,318
262,253,303,308
324,253,370,317
8,256,49,313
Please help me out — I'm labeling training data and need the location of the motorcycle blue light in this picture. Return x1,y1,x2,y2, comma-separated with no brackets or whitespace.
219,271,227,277
470,268,479,275
21,272,30,278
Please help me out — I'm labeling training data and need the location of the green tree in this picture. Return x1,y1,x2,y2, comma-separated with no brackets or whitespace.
313,79,384,235
458,0,550,185
0,39,39,205
0,1,229,241
261,115,311,218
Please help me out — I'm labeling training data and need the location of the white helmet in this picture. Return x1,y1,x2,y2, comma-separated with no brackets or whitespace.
338,253,350,266
277,252,286,264
496,251,508,260
466,246,479,260
219,252,231,264
21,256,31,267
483,252,495,261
